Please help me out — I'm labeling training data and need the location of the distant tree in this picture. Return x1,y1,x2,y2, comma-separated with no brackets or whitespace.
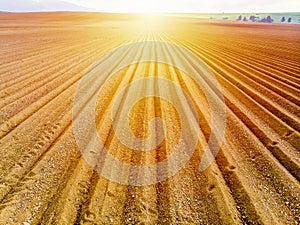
249,15,255,22
243,16,247,21
281,17,286,22
288,17,292,23
266,16,272,23
237,15,242,21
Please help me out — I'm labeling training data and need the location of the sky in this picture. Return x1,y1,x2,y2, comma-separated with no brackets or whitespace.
0,0,300,13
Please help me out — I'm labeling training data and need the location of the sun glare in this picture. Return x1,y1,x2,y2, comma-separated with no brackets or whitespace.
134,2,155,14
118,0,167,14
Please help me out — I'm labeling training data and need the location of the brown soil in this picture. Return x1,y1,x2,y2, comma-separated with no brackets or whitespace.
0,12,299,224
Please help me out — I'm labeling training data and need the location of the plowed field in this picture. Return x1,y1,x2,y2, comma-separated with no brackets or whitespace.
0,12,299,224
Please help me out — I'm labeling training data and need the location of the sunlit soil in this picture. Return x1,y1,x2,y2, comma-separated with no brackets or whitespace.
0,12,299,224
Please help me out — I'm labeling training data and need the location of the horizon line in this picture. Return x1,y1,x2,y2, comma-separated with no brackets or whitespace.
1,10,300,14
